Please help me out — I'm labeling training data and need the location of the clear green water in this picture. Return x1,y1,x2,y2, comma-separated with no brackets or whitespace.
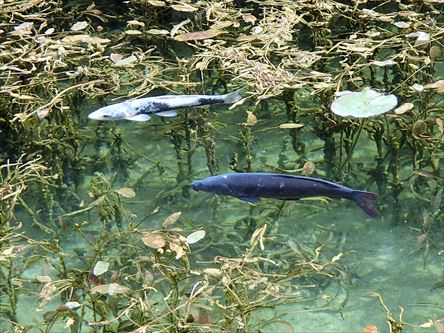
8,99,444,332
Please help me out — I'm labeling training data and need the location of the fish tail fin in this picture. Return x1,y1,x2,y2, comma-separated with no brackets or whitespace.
351,190,379,218
222,87,245,104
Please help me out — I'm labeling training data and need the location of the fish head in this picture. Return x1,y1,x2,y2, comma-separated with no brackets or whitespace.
88,103,134,121
191,176,232,195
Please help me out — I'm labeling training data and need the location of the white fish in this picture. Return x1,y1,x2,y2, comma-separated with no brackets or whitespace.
88,88,244,121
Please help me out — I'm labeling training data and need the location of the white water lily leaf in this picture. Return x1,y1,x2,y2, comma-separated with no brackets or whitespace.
71,21,88,31
330,88,397,118
186,230,206,244
93,261,109,276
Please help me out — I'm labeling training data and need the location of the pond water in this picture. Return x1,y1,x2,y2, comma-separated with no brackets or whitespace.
6,97,443,332
1,2,444,332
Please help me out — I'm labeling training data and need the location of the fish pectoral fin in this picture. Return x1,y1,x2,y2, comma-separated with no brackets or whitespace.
236,196,260,203
127,114,152,122
156,111,177,117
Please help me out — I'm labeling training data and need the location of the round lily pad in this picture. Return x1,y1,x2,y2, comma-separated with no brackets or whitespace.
330,88,398,118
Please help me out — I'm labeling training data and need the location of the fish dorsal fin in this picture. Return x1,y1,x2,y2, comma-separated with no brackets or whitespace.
236,196,260,203
127,114,152,122
156,111,177,117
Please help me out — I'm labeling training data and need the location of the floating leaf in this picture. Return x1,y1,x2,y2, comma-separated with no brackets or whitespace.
115,188,136,198
436,118,443,134
330,88,397,118
142,233,166,249
244,111,257,126
113,55,138,67
36,275,52,283
424,80,444,93
331,253,343,262
13,22,33,35
90,283,129,295
71,21,88,31
62,35,110,45
148,0,165,5
146,29,170,35
109,53,124,63
171,4,198,12
371,59,396,67
301,161,315,176
394,102,414,115
430,46,442,60
186,230,206,244
412,120,427,139
242,14,257,24
169,241,185,259
406,31,430,46
411,83,424,92
127,20,145,28
279,123,304,129
418,320,434,328
393,21,411,28
163,212,182,228
363,324,380,333
93,261,109,276
202,268,223,276
125,30,143,35
59,301,81,311
175,29,222,42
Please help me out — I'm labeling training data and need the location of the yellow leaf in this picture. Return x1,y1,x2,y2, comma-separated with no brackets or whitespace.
174,29,222,42
125,30,143,35
148,0,165,5
90,283,129,295
142,233,166,249
331,253,343,262
115,188,136,198
163,212,182,228
301,161,315,176
71,21,88,31
113,55,138,67
279,123,304,129
244,111,257,126
394,102,414,115
171,4,198,12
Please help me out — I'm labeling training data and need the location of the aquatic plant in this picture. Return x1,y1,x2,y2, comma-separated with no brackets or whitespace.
0,0,443,331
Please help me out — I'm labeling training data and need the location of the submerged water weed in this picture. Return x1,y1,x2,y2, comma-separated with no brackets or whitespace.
1,0,443,332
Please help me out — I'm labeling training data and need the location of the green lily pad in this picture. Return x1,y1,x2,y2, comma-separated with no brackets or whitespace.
331,88,398,118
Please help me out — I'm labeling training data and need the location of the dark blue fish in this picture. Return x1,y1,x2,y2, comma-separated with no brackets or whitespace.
191,173,379,217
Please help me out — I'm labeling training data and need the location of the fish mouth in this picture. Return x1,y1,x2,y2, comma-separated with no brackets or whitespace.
191,181,201,191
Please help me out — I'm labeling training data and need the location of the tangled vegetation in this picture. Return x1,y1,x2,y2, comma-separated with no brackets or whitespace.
0,0,443,332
